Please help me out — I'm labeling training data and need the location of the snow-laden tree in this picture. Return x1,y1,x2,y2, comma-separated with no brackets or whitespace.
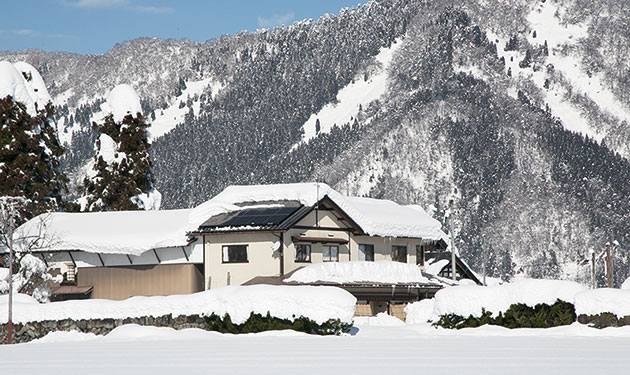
80,84,161,211
0,197,62,303
0,61,66,222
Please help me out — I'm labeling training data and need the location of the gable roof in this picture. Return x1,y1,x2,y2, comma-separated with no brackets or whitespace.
9,183,447,255
190,183,446,240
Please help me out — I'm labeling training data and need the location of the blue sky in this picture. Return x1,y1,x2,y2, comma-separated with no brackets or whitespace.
1,0,360,54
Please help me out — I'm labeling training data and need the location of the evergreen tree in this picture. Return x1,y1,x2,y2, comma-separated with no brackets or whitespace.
82,111,156,211
0,96,66,223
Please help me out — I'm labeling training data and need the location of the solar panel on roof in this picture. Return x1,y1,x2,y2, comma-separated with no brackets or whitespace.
218,205,301,227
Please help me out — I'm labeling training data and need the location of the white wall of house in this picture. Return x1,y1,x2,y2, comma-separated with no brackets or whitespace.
203,232,281,290
201,208,426,289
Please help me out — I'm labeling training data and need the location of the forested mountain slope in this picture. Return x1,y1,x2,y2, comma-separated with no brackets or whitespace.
2,0,629,284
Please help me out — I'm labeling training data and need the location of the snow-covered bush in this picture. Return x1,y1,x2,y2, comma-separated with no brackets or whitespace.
0,254,62,303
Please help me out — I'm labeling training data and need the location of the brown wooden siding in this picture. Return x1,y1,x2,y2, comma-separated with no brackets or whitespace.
76,264,204,300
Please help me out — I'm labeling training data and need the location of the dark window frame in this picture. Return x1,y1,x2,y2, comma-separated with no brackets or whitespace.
392,245,407,263
358,244,375,262
416,245,425,266
323,245,339,262
295,244,312,263
222,244,248,263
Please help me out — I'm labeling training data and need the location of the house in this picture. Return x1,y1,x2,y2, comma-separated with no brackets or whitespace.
10,183,480,306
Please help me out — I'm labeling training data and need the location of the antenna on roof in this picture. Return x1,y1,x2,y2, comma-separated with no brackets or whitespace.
315,182,320,227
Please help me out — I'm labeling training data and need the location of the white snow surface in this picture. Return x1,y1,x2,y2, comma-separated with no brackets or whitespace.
96,133,118,164
0,61,51,116
0,285,356,325
193,183,445,240
294,40,400,148
424,258,449,277
16,182,444,256
100,84,142,122
405,298,437,324
5,322,630,374
574,288,630,317
430,279,588,318
353,312,405,327
622,277,630,290
14,209,193,256
285,261,433,285
132,188,162,211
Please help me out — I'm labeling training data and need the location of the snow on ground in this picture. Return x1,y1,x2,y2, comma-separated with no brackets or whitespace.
285,261,433,285
3,322,630,374
353,312,405,327
150,77,223,140
0,285,356,325
0,61,51,116
100,84,142,122
574,288,630,317
623,277,630,290
293,40,401,148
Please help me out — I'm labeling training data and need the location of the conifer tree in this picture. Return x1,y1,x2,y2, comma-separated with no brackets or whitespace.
0,96,66,223
82,110,158,211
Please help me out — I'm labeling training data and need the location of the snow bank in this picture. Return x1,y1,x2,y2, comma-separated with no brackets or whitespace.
353,312,405,327
622,277,630,290
0,285,356,325
101,84,142,122
14,209,193,255
191,183,446,240
405,298,437,324
574,289,630,318
427,279,587,319
286,261,433,285
0,61,51,116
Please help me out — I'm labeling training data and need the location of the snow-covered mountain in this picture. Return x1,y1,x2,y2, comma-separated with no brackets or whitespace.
2,0,629,285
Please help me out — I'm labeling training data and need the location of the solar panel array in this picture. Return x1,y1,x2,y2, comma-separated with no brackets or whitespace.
219,206,300,227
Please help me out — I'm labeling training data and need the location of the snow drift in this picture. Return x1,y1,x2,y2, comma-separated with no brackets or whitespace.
406,279,589,322
574,289,630,318
0,285,356,325
285,260,434,285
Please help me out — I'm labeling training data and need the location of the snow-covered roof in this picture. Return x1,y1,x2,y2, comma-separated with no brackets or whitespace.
284,261,440,286
13,209,193,256
0,61,51,116
12,183,446,256
191,183,446,240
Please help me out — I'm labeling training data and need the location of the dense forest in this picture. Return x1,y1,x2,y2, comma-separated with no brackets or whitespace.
2,0,630,285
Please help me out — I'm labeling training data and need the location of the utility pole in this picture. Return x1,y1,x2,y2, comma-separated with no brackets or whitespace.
449,200,456,281
605,242,613,288
7,203,15,344
591,249,596,289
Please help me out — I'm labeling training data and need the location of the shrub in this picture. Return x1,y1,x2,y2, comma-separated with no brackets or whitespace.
433,300,576,329
204,312,352,335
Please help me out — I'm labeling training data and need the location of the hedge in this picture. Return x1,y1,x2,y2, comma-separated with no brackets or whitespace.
204,312,352,335
433,300,576,329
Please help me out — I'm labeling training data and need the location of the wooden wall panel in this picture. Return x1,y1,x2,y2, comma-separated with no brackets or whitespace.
77,264,204,300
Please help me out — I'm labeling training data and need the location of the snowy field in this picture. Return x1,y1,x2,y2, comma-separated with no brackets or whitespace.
2,322,630,375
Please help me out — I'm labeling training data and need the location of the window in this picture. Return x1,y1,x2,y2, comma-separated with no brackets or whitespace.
222,245,248,263
295,244,311,262
392,245,407,263
358,244,374,261
416,245,425,267
323,245,339,262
